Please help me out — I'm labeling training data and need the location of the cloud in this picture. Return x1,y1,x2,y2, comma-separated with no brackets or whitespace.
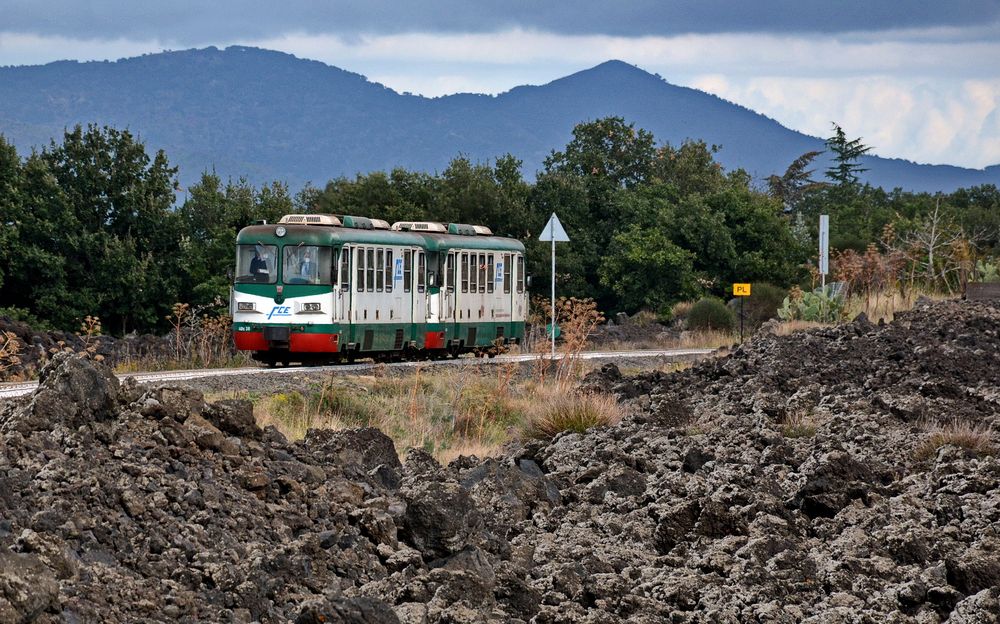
1,24,997,168
1,0,998,42
692,76,1000,168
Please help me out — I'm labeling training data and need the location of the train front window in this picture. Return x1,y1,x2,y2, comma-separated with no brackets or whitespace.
282,245,332,285
235,244,277,284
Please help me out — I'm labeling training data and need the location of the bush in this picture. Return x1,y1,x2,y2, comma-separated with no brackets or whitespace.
522,392,622,440
686,297,735,331
742,283,787,327
777,287,844,322
974,259,1000,283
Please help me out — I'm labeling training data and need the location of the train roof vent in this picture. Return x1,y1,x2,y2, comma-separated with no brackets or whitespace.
448,223,478,236
472,225,493,236
391,221,448,233
278,214,342,226
370,219,391,230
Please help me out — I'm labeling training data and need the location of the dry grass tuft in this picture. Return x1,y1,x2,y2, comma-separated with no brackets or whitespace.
780,409,819,438
520,389,623,440
771,320,832,336
437,440,506,466
914,419,996,460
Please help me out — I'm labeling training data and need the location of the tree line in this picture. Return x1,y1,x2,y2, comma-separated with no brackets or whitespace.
1,119,998,334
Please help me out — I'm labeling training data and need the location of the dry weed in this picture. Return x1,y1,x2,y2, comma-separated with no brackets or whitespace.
914,419,996,460
520,389,623,440
780,408,819,438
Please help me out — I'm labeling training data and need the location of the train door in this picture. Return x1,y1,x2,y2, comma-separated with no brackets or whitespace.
336,246,350,322
514,254,526,322
499,253,513,333
412,250,427,329
443,252,456,322
389,247,404,323
427,251,440,324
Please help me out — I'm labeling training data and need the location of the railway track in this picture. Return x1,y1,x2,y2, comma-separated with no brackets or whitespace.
0,348,714,400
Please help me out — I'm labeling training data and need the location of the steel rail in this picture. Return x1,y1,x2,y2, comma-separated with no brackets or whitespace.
0,348,713,399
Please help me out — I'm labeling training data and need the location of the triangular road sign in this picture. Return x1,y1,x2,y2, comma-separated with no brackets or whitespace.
538,213,570,242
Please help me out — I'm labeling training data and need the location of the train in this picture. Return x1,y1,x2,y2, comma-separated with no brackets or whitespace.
230,214,528,365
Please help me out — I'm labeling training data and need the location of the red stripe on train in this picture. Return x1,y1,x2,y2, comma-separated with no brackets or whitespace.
424,331,446,349
233,332,268,351
233,332,339,353
290,333,340,353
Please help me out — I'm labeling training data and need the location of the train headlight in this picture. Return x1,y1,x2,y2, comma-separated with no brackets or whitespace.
302,302,321,312
237,302,255,311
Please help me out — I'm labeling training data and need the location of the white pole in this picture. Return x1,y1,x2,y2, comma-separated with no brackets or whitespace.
551,232,556,359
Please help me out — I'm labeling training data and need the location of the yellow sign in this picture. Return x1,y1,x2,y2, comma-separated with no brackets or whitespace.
733,283,752,297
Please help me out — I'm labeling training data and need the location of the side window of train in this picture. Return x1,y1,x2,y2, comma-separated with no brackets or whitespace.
461,253,469,293
404,250,412,292
446,253,455,290
503,253,512,294
356,247,365,292
385,249,394,292
366,248,375,292
469,253,477,293
478,253,486,293
340,247,351,290
517,255,525,292
417,252,425,292
376,248,384,292
487,253,495,294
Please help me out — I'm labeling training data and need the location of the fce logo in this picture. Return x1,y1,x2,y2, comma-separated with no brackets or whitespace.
268,305,291,319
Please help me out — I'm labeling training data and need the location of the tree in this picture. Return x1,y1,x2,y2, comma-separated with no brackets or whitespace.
0,136,22,293
768,150,824,212
825,124,872,187
652,140,730,197
599,224,697,312
544,117,656,191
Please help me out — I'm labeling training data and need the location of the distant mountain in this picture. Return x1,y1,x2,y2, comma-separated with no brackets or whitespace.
1,46,997,192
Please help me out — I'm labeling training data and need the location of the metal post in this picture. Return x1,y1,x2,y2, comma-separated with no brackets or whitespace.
740,297,744,343
821,272,826,322
551,233,556,359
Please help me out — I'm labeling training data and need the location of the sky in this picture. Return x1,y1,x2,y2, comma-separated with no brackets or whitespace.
2,1,999,169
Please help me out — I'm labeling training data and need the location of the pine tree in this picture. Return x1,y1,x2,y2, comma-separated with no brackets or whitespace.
825,124,872,187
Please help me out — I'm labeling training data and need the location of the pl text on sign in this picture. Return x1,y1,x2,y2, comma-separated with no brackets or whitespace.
733,283,752,297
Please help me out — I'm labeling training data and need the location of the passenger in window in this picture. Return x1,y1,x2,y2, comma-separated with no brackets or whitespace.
250,250,268,281
300,253,314,280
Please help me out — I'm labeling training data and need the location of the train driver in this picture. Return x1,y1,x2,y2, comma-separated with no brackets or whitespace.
300,252,314,280
250,250,269,281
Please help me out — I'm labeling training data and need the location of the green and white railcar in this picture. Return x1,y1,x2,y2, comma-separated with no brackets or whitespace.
231,214,528,365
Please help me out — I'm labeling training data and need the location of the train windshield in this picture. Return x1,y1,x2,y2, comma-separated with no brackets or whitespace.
282,245,333,285
234,244,277,283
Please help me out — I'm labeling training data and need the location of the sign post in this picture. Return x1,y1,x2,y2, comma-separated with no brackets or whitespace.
538,213,570,358
733,283,751,343
819,214,829,321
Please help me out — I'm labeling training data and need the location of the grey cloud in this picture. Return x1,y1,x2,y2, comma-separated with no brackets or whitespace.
3,0,999,43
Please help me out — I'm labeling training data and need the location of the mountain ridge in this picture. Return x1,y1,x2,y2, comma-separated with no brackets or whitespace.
0,46,997,192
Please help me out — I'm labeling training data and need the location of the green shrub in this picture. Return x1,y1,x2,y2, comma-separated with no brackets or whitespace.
686,297,735,331
0,307,53,331
777,288,844,322
974,259,1000,283
742,283,787,327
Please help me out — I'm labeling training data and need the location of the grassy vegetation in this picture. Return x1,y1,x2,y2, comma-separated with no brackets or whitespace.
780,408,819,439
210,361,626,463
914,419,996,461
